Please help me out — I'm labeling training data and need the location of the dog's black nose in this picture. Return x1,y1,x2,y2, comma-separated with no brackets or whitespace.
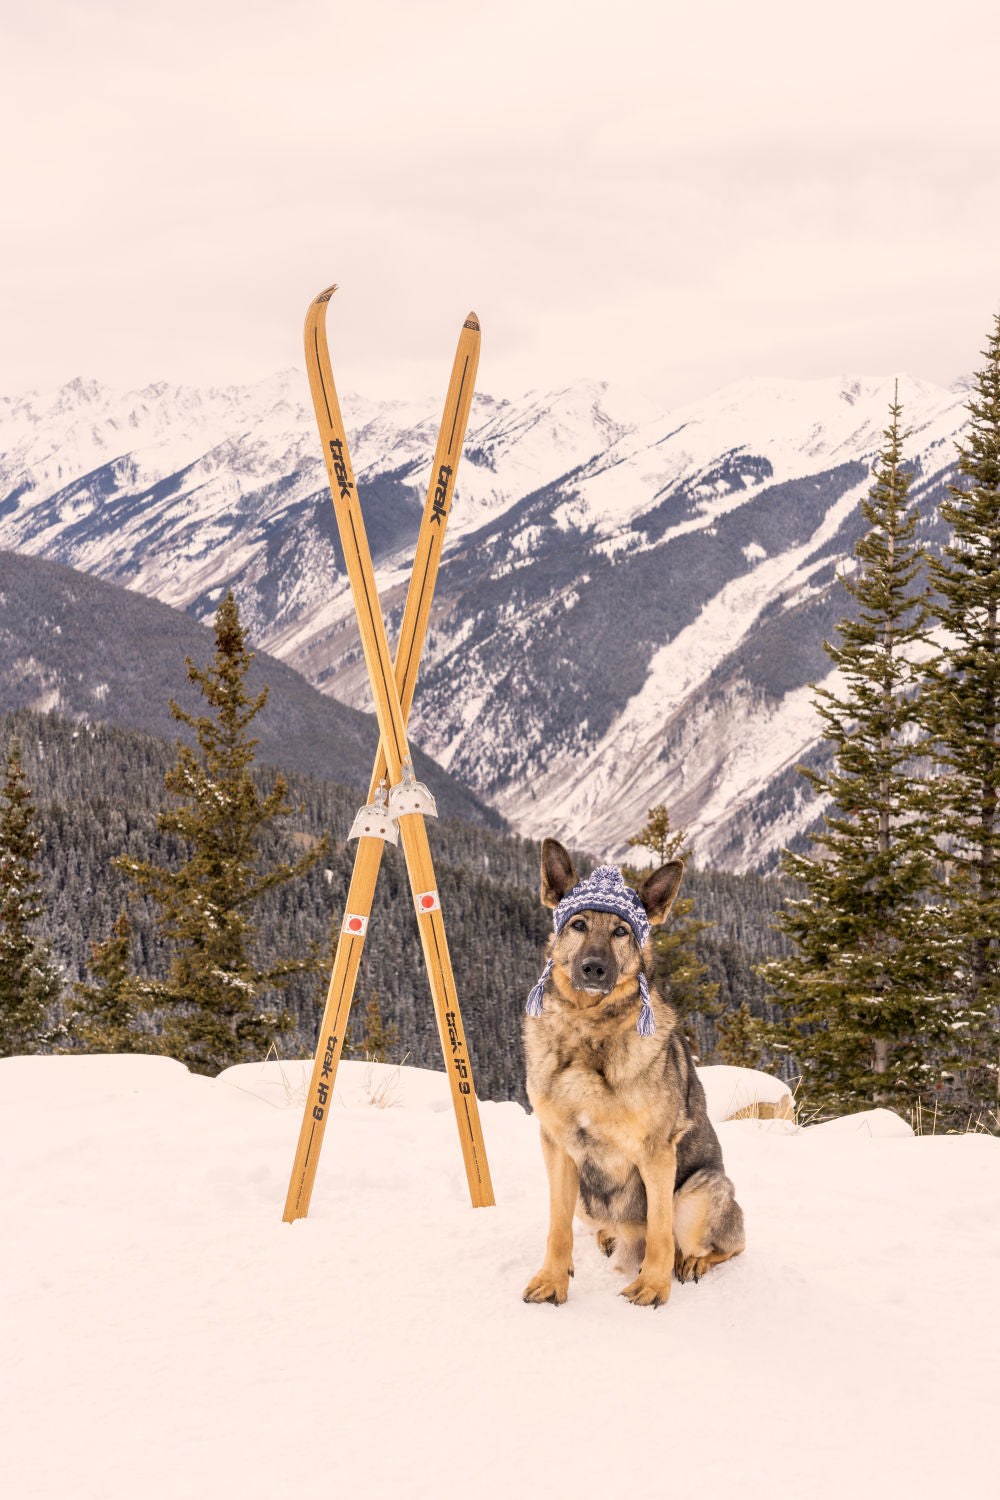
581,958,607,982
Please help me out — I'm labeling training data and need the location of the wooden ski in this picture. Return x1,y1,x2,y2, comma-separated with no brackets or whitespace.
283,287,494,1220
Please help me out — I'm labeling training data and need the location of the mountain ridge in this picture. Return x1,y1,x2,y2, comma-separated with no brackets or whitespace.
0,548,502,829
0,368,969,868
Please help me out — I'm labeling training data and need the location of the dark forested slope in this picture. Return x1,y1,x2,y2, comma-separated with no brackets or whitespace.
5,708,797,1102
0,547,500,826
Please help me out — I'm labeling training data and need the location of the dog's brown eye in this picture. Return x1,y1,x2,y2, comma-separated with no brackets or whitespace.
570,918,587,932
613,924,629,938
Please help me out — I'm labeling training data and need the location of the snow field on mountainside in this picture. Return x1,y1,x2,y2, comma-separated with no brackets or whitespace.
2,1054,997,1500
496,455,873,857
1,370,968,586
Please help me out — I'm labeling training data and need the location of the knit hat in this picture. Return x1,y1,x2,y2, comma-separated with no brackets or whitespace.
526,865,655,1034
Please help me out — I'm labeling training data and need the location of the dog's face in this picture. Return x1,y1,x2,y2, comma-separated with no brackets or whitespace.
552,907,641,997
540,837,685,1001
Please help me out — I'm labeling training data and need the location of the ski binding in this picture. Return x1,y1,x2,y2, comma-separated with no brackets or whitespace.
348,780,399,845
388,757,437,820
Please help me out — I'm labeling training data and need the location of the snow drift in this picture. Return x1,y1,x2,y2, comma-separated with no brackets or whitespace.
2,1052,997,1500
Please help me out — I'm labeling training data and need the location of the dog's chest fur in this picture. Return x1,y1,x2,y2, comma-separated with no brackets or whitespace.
525,1003,691,1226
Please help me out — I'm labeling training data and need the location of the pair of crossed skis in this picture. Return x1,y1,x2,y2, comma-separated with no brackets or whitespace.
282,287,495,1221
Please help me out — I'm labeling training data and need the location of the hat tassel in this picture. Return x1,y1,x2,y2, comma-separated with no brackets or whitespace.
526,959,553,1017
637,973,656,1036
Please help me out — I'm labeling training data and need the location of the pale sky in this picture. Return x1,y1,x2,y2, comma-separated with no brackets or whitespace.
3,0,999,404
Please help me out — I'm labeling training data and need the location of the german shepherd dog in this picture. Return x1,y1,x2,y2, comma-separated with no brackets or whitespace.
523,839,745,1307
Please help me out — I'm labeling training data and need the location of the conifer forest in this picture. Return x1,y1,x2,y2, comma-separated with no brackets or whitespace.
0,701,796,1106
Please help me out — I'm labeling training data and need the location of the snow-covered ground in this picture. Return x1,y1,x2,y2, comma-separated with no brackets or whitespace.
2,1053,997,1499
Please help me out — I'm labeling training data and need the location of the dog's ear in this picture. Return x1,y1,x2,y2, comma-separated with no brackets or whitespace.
541,838,578,908
637,860,685,925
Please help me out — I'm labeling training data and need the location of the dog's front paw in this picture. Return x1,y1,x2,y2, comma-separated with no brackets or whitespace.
523,1269,571,1305
620,1273,671,1308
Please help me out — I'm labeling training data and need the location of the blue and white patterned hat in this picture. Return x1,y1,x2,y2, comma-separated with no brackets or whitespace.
554,865,651,948
526,865,656,1034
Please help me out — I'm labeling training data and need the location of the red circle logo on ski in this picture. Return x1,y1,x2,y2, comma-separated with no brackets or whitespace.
415,890,440,913
343,913,368,936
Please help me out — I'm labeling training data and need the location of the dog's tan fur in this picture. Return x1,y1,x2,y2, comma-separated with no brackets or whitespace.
523,839,745,1308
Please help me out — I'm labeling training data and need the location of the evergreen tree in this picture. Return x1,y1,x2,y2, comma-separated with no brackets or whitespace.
626,804,720,1060
762,391,953,1117
923,315,1000,1113
68,910,153,1053
714,1001,764,1070
0,737,62,1054
118,593,326,1075
353,991,400,1062
627,804,688,865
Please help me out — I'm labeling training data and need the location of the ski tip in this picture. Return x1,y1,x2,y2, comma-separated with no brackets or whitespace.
312,283,339,306
464,311,480,331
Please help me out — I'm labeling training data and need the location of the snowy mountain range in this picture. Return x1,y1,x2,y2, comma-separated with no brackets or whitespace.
0,368,970,869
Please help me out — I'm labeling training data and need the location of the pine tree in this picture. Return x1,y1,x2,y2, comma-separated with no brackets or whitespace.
761,390,953,1117
353,991,400,1063
0,737,63,1054
627,804,687,865
118,593,326,1075
922,314,1000,1115
626,804,720,1060
714,1001,764,1070
68,910,152,1053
